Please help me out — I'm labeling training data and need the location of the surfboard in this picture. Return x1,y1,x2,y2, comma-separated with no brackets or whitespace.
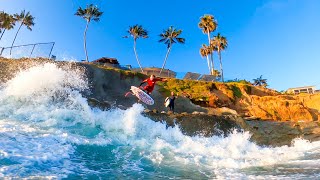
164,97,170,107
130,86,154,105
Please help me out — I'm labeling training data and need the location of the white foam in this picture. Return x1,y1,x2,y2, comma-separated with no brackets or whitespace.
0,119,74,178
0,62,320,178
4,63,86,97
96,104,320,170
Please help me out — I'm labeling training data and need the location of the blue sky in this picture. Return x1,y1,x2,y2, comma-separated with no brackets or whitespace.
1,0,320,91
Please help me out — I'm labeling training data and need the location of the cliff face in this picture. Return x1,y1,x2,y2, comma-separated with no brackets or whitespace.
1,58,320,122
2,58,320,146
0,58,207,114
243,95,320,121
158,78,320,122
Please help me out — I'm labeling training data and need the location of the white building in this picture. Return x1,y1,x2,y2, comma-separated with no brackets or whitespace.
286,86,315,94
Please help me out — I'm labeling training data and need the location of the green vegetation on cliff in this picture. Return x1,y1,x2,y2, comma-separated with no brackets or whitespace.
157,78,254,105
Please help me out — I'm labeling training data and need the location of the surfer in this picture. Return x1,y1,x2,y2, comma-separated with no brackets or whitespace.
166,91,178,112
139,75,167,94
125,75,167,104
125,75,167,96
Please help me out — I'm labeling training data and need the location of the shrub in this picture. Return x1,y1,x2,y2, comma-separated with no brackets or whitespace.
231,85,242,98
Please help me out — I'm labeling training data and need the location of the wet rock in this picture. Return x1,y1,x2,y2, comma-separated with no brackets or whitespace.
117,105,127,110
87,98,111,110
143,112,244,137
192,111,200,115
244,119,320,146
167,111,174,115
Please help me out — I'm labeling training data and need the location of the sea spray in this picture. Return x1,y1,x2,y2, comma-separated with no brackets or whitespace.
0,63,320,178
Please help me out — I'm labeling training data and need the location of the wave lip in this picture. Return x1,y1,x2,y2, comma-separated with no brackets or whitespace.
4,63,87,98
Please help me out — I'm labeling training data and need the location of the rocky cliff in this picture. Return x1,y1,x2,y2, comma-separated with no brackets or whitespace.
1,57,320,146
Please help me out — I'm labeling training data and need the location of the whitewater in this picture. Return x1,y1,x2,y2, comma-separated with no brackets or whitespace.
0,63,320,179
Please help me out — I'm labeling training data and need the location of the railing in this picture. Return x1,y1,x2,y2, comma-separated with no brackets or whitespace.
0,42,55,59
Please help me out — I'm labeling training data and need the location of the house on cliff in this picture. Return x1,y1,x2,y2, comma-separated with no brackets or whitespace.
92,57,129,69
286,86,315,94
131,67,176,78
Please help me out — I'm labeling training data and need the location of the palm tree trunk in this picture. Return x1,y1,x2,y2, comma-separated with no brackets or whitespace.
10,23,23,55
0,29,6,41
133,39,144,73
159,45,172,76
83,20,89,62
219,51,224,82
207,31,214,75
206,55,211,74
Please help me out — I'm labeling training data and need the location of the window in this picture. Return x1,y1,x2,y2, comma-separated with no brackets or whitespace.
300,89,308,93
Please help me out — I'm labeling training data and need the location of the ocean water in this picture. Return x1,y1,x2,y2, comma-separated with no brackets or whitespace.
0,63,320,179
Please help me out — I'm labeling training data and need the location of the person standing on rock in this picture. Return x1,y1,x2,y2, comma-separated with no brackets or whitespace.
167,91,178,112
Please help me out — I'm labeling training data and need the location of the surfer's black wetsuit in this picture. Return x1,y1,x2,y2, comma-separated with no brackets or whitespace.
168,96,176,112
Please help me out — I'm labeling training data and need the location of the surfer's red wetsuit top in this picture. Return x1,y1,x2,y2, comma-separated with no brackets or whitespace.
140,77,163,94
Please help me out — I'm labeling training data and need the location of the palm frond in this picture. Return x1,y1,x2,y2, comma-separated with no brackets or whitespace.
75,4,103,22
158,26,185,48
127,24,148,40
12,10,34,31
198,14,218,34
0,12,16,30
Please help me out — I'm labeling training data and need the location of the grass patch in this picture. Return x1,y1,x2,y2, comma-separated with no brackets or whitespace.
231,85,242,98
157,79,215,101
244,85,252,94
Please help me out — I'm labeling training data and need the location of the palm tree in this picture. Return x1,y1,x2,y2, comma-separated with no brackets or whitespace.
0,12,16,41
75,4,103,62
0,11,5,36
124,25,148,73
211,33,228,82
253,75,267,87
199,44,212,74
10,10,34,55
212,69,221,81
198,14,218,73
158,26,185,76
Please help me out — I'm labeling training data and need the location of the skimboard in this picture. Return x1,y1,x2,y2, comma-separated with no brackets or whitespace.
164,97,170,107
130,86,154,105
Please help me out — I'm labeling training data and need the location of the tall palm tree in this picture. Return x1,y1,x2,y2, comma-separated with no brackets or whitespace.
158,26,185,76
75,4,103,62
10,10,34,55
0,12,16,41
199,44,212,74
212,33,228,82
253,75,267,87
125,25,148,73
198,14,217,74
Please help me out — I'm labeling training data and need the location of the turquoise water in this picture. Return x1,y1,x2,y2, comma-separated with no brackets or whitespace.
0,63,320,179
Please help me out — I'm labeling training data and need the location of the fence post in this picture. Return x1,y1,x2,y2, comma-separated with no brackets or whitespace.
48,42,55,59
29,44,36,58
0,47,3,56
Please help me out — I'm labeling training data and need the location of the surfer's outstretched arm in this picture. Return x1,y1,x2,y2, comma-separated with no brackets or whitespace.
154,77,168,82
